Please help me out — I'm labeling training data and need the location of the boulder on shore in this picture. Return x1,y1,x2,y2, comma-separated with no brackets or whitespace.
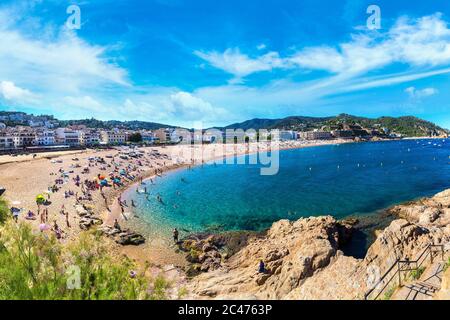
99,225,146,246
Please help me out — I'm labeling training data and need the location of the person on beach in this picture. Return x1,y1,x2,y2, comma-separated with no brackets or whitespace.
113,219,121,231
259,260,266,273
65,211,70,228
52,220,62,239
25,210,36,220
172,228,179,243
11,208,19,223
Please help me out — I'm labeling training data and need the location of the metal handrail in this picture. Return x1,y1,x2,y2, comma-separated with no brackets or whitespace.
364,243,447,300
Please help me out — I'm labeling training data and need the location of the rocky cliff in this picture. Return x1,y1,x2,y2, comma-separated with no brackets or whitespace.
186,189,450,300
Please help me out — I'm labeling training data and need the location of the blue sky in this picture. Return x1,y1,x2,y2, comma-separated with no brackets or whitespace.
1,0,450,128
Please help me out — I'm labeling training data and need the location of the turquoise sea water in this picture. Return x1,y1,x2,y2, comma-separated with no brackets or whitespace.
125,139,450,240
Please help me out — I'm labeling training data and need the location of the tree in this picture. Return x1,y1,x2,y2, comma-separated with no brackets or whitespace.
128,133,142,143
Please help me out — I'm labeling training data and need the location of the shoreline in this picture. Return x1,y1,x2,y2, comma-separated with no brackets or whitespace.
118,137,448,267
1,137,447,271
113,138,357,267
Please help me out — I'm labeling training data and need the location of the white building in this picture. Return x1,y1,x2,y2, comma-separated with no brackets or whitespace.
224,129,257,143
55,128,80,146
100,130,127,145
141,131,156,144
35,130,55,146
299,131,332,140
0,132,14,149
80,131,100,146
12,130,36,147
279,130,297,141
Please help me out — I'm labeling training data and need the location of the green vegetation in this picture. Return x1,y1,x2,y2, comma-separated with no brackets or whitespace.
128,132,143,143
382,285,397,300
0,209,171,300
58,119,175,131
222,114,449,137
0,197,9,224
444,257,450,272
177,287,188,299
150,275,171,300
409,267,425,281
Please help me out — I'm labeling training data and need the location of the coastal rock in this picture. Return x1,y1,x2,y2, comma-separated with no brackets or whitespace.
187,216,353,299
117,231,146,245
186,190,450,300
99,225,146,246
79,215,103,230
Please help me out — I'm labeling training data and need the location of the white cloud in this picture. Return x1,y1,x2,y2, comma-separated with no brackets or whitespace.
63,95,104,110
405,86,438,99
120,91,228,127
0,8,129,95
0,81,35,102
196,13,450,80
194,48,285,83
257,43,267,50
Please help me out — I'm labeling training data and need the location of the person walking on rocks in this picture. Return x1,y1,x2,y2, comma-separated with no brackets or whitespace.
172,228,179,243
259,260,266,273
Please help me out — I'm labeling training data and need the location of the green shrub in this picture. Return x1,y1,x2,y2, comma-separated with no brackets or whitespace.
150,275,170,300
0,197,9,224
382,285,397,300
444,258,450,272
409,267,425,281
0,221,164,300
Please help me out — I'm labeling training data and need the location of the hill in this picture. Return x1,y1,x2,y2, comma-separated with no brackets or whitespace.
217,114,449,137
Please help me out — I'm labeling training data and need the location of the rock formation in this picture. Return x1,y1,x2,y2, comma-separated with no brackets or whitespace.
99,225,146,246
186,189,450,300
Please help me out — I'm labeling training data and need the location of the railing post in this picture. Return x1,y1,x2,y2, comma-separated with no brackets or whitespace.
398,262,402,287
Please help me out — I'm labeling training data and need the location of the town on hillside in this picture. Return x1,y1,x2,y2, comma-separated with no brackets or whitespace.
0,111,447,153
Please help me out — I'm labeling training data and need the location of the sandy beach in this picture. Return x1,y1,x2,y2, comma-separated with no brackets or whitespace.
0,139,353,269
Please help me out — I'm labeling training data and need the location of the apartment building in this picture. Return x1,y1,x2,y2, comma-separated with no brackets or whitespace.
154,128,172,143
35,130,56,146
279,130,297,141
299,131,332,140
55,128,81,146
100,130,127,145
0,132,14,149
79,130,100,146
12,129,36,147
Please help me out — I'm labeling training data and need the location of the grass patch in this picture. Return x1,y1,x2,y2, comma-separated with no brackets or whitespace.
409,267,425,281
444,258,450,272
382,285,397,300
150,275,170,300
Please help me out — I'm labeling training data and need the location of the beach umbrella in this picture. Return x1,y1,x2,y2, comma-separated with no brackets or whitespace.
100,179,108,186
99,175,106,180
36,194,46,205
